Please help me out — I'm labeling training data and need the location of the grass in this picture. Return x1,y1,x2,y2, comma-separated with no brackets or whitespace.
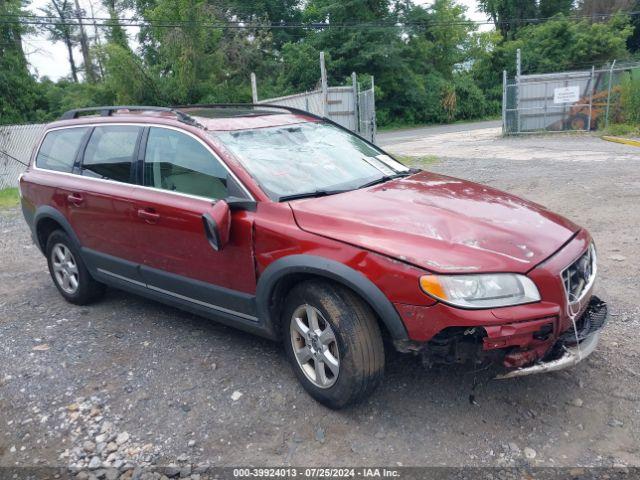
394,154,439,168
599,123,640,138
0,187,20,209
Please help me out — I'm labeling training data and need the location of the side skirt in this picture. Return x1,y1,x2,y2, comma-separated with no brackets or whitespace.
82,248,277,340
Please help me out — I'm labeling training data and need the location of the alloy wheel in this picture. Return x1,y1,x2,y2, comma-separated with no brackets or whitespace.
290,304,340,388
51,243,79,295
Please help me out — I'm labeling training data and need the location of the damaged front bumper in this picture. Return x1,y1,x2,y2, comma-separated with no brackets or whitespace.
495,296,608,379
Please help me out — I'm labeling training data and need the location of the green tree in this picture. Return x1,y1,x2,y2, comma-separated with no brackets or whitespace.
144,0,224,103
503,14,632,75
0,0,45,124
39,0,80,82
477,0,538,38
538,0,573,19
405,0,476,79
102,0,129,49
220,0,304,48
101,43,160,104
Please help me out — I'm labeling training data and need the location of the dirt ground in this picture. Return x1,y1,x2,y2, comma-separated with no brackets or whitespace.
1,128,639,473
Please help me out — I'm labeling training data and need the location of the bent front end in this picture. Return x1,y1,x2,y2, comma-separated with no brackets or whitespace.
393,229,607,377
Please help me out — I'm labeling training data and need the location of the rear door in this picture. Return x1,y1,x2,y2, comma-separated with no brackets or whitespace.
30,127,91,224
68,124,144,281
129,126,257,317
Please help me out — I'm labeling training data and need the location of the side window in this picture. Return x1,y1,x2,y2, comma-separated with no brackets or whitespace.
36,127,89,173
144,127,229,199
81,126,142,183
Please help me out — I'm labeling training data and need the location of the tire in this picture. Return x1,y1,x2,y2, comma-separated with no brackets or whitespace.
45,230,105,305
282,280,385,409
568,113,589,131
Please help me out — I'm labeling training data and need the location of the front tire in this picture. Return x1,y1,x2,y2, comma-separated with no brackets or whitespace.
282,280,385,409
46,230,105,305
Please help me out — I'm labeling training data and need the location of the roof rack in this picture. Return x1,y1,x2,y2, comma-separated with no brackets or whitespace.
59,105,202,127
59,103,325,131
173,103,325,121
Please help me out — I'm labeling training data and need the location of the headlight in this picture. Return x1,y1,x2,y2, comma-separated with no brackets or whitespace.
419,273,541,309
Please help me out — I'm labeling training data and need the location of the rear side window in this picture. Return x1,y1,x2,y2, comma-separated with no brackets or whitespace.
143,127,228,199
81,126,142,183
36,128,89,173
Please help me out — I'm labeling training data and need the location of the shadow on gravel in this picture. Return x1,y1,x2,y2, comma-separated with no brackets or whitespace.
97,285,584,417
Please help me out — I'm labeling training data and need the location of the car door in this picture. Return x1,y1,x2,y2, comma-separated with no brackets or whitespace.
130,126,257,318
67,124,144,282
33,126,92,224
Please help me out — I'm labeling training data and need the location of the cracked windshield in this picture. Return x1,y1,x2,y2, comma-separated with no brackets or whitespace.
213,122,409,200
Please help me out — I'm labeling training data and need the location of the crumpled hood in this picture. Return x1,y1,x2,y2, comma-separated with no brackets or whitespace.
290,171,579,273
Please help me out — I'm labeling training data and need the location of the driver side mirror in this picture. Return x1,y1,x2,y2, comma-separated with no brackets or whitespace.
202,199,231,251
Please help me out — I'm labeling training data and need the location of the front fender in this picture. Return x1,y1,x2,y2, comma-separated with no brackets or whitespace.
256,254,409,342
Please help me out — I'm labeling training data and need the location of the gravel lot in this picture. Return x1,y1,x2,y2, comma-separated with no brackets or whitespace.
1,128,639,474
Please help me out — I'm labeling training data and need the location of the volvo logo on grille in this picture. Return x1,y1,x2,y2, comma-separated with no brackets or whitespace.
563,244,596,305
577,249,592,283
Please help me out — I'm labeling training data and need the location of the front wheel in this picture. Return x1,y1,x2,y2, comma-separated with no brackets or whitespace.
282,280,385,409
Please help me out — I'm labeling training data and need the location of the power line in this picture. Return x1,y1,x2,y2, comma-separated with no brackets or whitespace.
0,9,639,30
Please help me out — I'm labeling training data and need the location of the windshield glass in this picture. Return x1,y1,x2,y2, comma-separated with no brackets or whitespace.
212,122,409,200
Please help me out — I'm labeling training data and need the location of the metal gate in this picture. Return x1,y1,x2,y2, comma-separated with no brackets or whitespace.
256,80,376,143
252,52,377,143
503,61,640,135
357,78,376,144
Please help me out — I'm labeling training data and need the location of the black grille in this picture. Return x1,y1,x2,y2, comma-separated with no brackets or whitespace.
559,295,607,345
562,244,596,304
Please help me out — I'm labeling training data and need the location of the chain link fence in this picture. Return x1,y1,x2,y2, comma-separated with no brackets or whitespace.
357,80,376,144
503,61,640,135
0,123,45,190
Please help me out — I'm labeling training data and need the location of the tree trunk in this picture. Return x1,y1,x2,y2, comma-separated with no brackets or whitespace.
89,0,105,78
51,0,79,82
73,0,97,82
64,35,79,82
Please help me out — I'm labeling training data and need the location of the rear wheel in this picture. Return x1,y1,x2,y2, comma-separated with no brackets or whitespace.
46,230,105,305
282,280,385,409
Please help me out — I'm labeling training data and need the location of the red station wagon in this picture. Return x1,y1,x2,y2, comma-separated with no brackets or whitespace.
19,105,607,408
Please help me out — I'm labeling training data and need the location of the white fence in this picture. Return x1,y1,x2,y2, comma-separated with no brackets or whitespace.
0,124,45,189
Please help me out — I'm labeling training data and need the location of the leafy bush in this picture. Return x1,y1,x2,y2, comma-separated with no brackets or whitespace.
619,71,640,125
452,73,488,120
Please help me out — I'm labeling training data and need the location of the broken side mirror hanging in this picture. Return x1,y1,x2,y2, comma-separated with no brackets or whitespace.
202,199,231,251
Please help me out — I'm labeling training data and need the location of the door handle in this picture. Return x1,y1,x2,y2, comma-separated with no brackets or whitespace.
67,193,84,206
137,208,160,224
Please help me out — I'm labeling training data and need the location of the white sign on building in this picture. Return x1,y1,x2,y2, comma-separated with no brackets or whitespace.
553,86,581,104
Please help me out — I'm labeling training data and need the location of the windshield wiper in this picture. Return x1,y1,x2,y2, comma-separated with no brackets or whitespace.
279,172,413,202
357,172,411,190
278,188,349,202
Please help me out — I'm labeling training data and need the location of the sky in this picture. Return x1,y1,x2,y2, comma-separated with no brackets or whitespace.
24,0,490,81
